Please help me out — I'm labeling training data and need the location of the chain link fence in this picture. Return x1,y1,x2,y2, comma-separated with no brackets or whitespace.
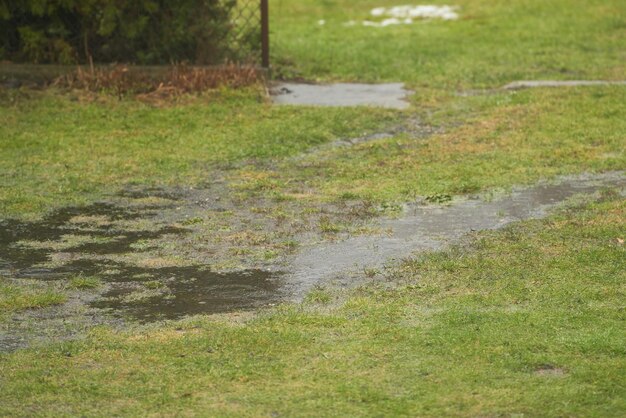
219,0,269,67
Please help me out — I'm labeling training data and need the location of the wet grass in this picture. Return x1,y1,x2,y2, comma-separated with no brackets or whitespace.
233,86,625,204
0,279,66,318
1,197,623,416
272,0,626,86
0,89,397,218
67,275,101,290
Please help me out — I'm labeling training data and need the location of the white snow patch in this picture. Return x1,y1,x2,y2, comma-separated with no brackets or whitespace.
371,7,387,17
355,5,459,27
373,5,459,20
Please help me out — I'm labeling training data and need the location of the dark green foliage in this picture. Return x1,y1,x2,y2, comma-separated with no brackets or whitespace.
0,0,252,64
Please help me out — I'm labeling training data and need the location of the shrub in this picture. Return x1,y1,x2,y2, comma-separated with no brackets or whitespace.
0,0,246,65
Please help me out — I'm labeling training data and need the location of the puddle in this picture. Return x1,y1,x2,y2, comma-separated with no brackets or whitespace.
0,200,284,326
0,202,185,275
503,80,626,90
92,267,283,322
287,172,626,297
271,83,412,109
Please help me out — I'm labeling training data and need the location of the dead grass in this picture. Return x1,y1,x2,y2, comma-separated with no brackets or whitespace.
53,63,265,102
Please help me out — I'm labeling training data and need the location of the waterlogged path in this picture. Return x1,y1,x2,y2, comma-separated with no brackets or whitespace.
287,172,626,297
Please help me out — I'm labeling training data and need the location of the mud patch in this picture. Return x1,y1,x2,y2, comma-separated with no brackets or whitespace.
0,198,286,319
0,281,110,352
0,194,288,350
0,202,186,275
271,83,412,109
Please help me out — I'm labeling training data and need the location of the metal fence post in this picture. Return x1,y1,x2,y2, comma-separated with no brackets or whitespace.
261,0,270,68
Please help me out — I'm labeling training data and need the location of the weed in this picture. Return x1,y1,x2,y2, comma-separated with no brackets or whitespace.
144,280,164,290
55,64,263,100
319,217,342,233
129,239,155,251
280,240,299,251
305,286,332,304
363,267,380,278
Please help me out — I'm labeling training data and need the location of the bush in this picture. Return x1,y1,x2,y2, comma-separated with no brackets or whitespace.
0,0,245,65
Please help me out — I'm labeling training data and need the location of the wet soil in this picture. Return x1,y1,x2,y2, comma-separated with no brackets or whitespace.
1,172,624,351
93,267,282,322
0,194,285,316
0,202,185,275
0,189,290,350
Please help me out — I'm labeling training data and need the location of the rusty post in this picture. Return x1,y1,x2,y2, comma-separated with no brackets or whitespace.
261,0,270,68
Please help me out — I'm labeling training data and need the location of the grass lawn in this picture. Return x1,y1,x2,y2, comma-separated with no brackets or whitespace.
1,0,624,218
271,0,626,86
1,196,624,417
0,90,397,217
0,0,625,415
0,279,66,320
232,86,625,203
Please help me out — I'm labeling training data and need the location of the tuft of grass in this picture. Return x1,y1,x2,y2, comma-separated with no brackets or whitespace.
304,286,333,304
67,275,101,290
424,193,453,204
0,280,67,316
181,217,204,226
319,216,343,233
144,280,164,290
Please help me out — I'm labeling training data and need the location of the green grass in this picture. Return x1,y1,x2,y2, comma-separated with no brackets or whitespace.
0,197,623,417
0,279,67,318
0,89,397,217
234,86,625,203
272,0,626,86
67,275,101,290
1,0,624,219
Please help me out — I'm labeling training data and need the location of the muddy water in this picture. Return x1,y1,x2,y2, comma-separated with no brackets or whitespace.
287,172,626,297
0,202,178,273
92,267,283,322
0,199,284,325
